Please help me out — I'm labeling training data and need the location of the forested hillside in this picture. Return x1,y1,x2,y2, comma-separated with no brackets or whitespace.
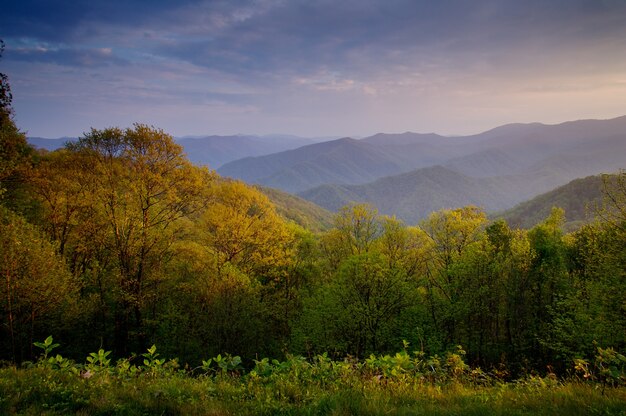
2,79,626,416
218,137,406,193
256,185,334,232
299,165,521,223
3,109,626,375
497,174,612,230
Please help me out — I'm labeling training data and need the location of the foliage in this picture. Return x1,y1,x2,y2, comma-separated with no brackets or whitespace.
1,104,625,389
0,338,625,415
0,39,13,123
0,208,77,362
574,346,626,388
498,174,607,231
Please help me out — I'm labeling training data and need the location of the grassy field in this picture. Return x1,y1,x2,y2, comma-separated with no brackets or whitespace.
1,342,625,415
1,366,625,415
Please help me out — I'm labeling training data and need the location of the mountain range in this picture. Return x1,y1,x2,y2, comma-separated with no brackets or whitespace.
27,134,336,169
217,116,626,223
28,116,626,225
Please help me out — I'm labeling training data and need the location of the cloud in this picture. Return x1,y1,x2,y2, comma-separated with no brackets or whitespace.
5,0,626,80
10,46,128,67
4,0,626,137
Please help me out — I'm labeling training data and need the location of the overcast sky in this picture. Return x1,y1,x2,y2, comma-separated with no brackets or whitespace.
2,0,626,138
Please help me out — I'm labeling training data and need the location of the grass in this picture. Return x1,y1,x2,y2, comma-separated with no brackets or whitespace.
1,366,625,415
1,340,624,415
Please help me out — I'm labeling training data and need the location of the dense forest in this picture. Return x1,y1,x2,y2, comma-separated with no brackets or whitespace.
2,40,626,414
2,106,626,376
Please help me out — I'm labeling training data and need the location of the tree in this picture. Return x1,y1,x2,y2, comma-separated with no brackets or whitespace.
0,39,13,124
0,40,34,210
377,215,430,278
0,207,77,362
294,252,415,357
30,150,100,258
198,180,294,278
319,203,380,272
419,206,487,345
600,170,626,230
62,124,214,354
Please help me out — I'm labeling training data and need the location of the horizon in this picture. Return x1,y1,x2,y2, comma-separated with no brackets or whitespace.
26,113,626,141
3,1,626,138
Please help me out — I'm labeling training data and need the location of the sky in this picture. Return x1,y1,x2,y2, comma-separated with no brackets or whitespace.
2,0,626,138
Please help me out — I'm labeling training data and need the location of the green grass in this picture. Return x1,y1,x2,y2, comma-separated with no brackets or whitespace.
1,340,624,415
1,366,625,415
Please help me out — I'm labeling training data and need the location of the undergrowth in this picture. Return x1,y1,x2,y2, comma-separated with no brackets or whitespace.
0,337,624,415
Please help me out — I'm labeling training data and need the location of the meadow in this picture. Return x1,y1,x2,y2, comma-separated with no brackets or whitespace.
1,337,625,415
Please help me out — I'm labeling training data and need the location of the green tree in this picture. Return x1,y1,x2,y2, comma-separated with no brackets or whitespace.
600,170,626,229
377,216,431,278
198,180,294,277
295,253,415,357
0,39,13,125
62,124,214,354
526,207,569,366
0,207,77,362
419,206,488,345
319,203,380,272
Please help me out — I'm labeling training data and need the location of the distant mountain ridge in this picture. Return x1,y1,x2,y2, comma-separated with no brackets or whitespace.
28,137,77,151
177,135,333,168
299,165,528,224
219,115,626,194
496,173,613,231
28,134,336,169
218,138,409,193
294,116,626,223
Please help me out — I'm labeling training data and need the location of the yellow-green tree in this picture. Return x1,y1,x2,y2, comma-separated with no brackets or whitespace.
61,124,214,353
199,180,294,278
159,179,297,359
319,203,380,272
0,207,77,362
419,206,488,345
377,215,431,277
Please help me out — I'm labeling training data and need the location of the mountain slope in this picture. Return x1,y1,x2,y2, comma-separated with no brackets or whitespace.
496,174,610,231
218,116,626,195
446,116,626,177
218,138,406,193
257,186,334,232
299,166,525,224
299,165,626,226
177,135,326,169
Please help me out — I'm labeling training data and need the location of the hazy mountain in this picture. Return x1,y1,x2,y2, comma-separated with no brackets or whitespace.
299,166,529,224
219,116,626,197
298,163,626,225
496,174,610,231
218,138,406,193
217,133,485,193
177,135,332,169
28,137,77,151
446,116,626,177
28,134,332,169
